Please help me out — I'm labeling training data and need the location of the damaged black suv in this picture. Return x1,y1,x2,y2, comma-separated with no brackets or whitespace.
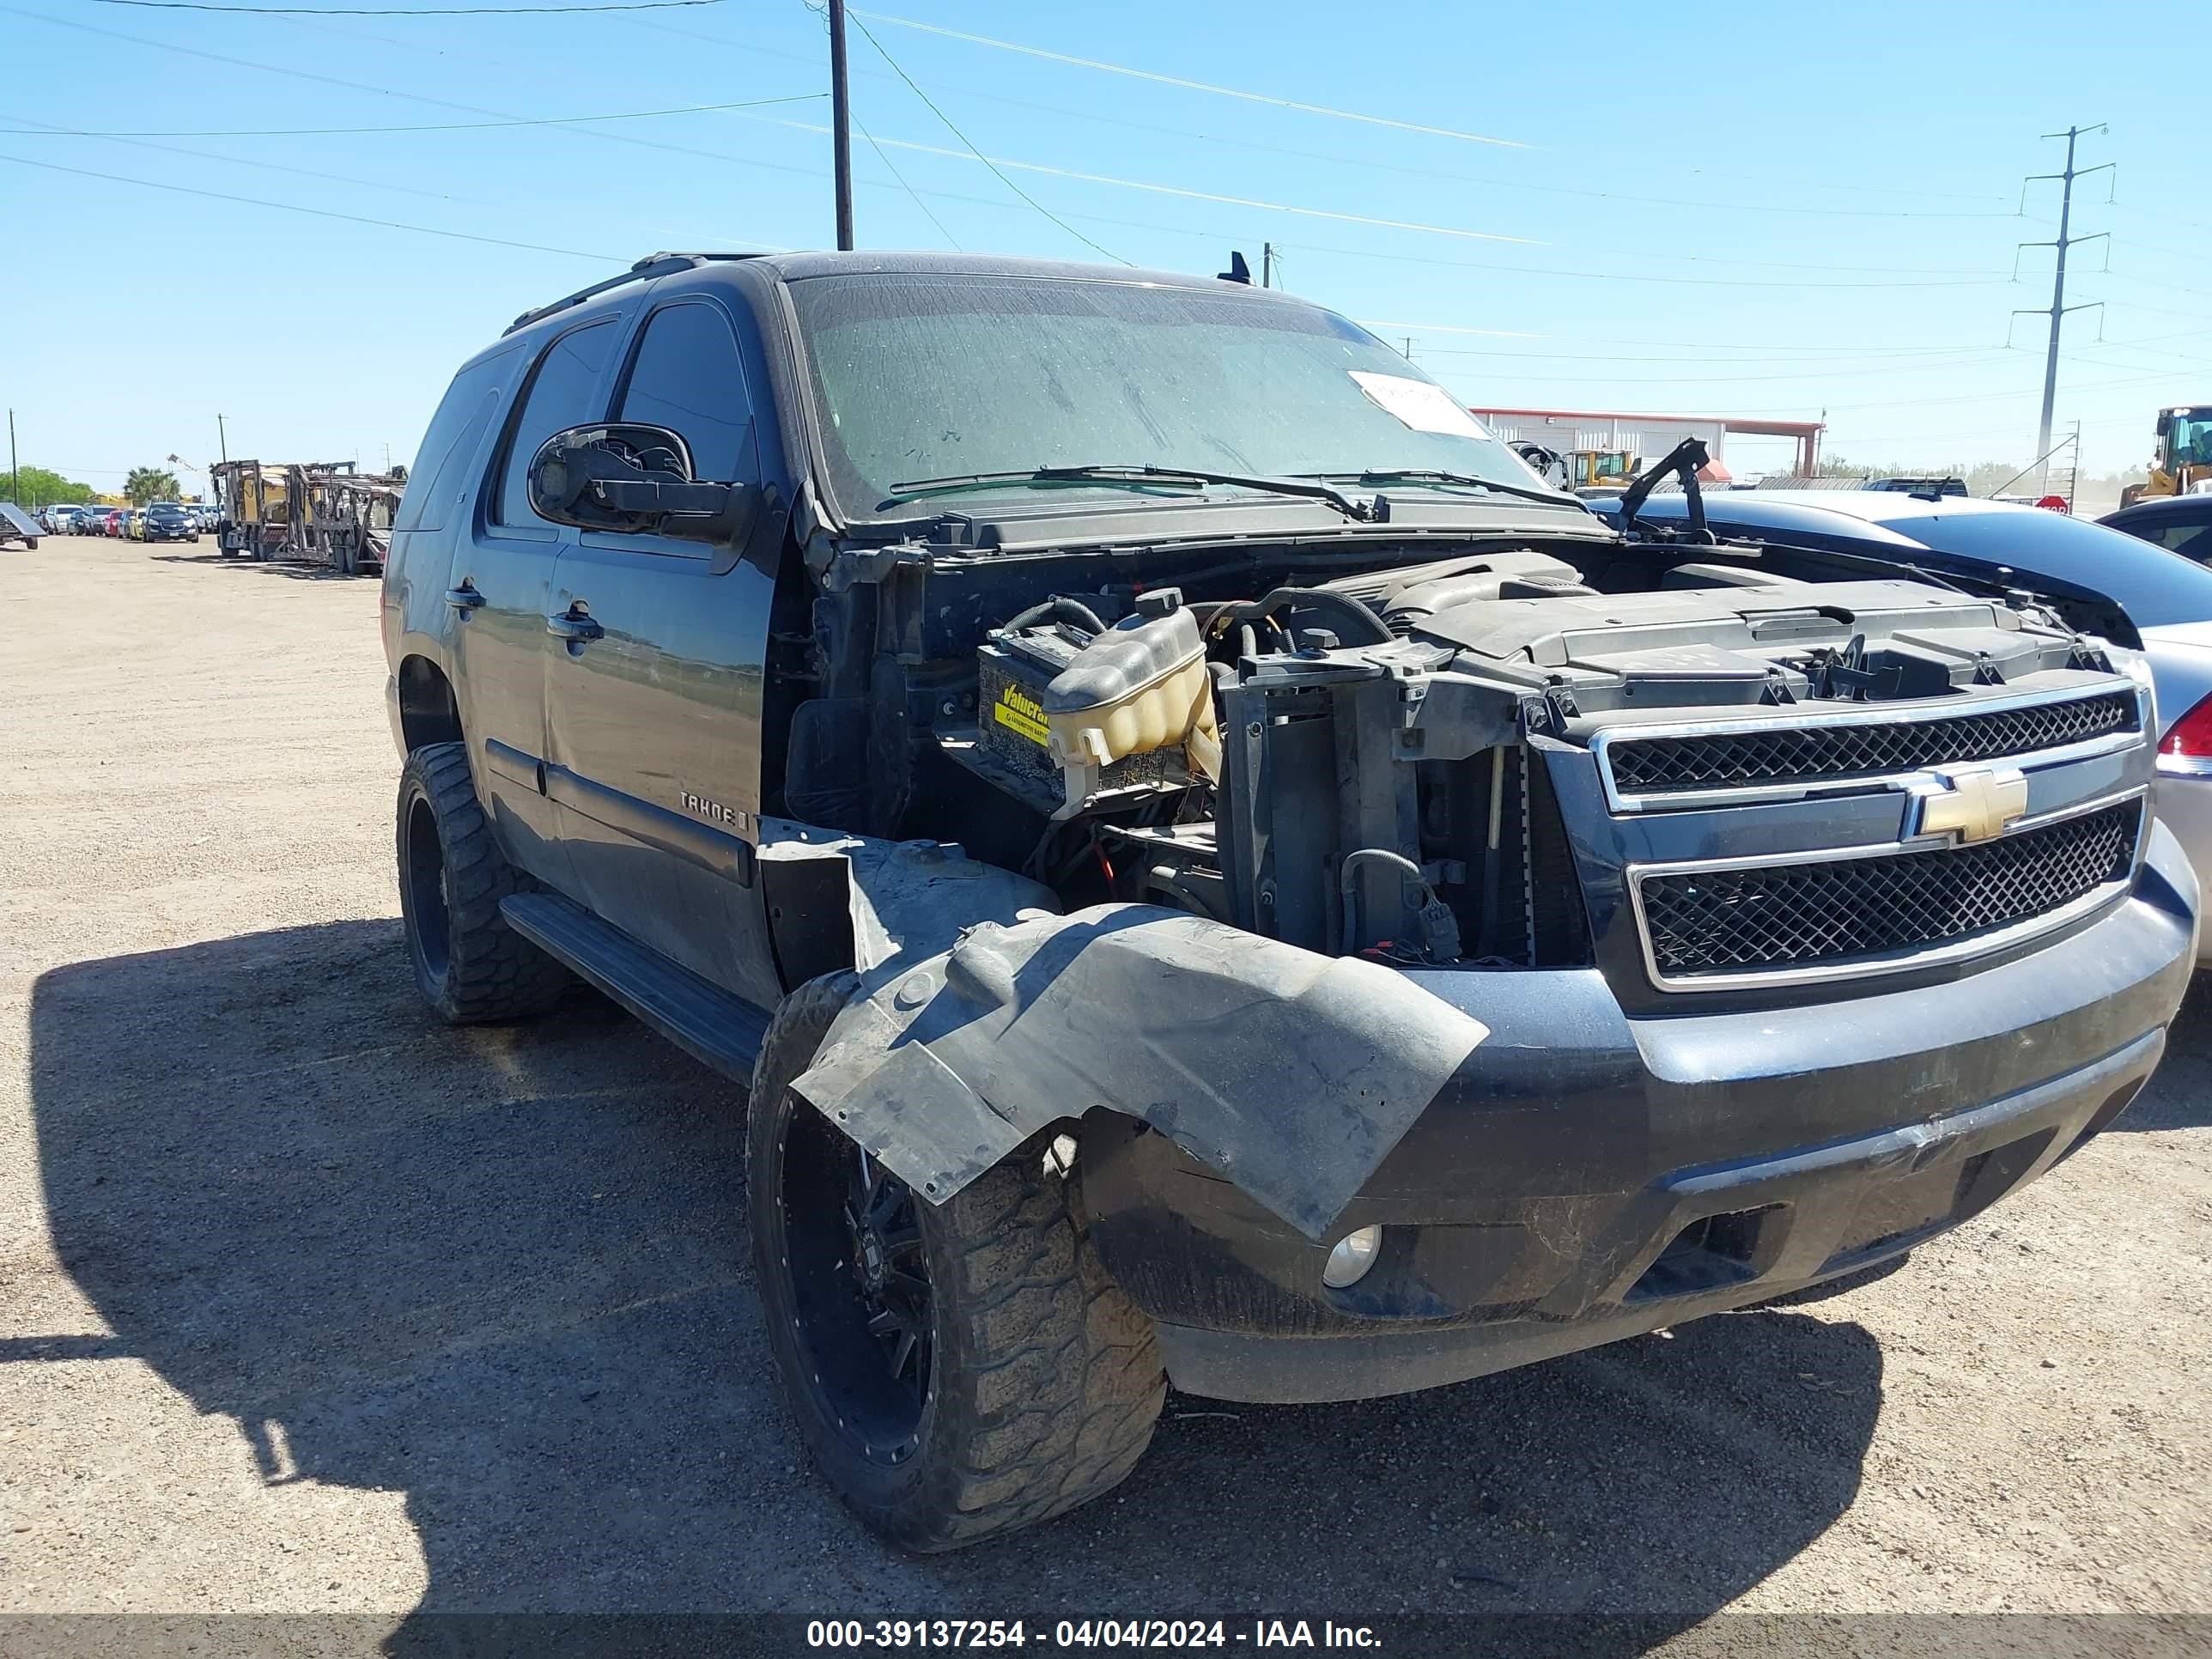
380,251,2197,1550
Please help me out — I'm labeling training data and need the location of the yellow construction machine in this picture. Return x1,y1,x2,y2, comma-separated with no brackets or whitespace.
2121,405,2212,505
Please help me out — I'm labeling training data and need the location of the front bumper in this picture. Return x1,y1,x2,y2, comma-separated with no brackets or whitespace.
1083,821,2197,1404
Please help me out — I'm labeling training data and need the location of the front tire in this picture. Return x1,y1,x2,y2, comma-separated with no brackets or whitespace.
395,742,570,1024
748,976,1167,1552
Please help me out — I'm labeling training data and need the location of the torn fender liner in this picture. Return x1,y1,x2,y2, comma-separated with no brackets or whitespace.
791,904,1490,1241
756,818,1058,977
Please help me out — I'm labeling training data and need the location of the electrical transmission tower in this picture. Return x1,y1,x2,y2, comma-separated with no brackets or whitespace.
2014,125,2111,491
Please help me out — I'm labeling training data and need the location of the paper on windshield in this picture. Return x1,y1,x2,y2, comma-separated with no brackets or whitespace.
1349,372,1492,440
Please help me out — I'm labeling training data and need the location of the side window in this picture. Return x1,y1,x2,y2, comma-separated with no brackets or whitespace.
394,344,519,535
494,319,617,528
2148,518,2212,561
615,302,761,489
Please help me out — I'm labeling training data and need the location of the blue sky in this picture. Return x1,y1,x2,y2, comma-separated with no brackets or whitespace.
4,0,2208,495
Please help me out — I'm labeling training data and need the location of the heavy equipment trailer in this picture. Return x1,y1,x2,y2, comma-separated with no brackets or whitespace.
212,459,406,574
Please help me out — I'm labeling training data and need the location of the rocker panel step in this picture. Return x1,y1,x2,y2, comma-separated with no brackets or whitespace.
501,891,773,1082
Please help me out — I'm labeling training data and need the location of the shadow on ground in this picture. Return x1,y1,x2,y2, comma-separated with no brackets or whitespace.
29,923,1884,1644
149,550,375,581
2111,975,2212,1132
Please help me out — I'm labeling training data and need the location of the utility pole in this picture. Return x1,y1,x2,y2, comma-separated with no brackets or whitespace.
216,413,228,464
1261,242,1276,289
2016,125,2111,491
7,409,16,506
828,0,854,250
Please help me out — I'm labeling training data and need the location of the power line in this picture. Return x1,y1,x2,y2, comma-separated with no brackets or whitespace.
851,8,2018,208
731,106,2016,274
1255,231,2004,289
1412,349,2023,383
2095,295,2212,323
838,70,2015,228
22,3,2014,290
659,16,2020,228
0,152,626,261
0,112,786,252
88,0,723,12
0,93,825,137
743,112,1542,247
1412,343,2003,362
1,112,516,212
834,5,1127,264
2112,199,2212,235
781,179,2013,297
2,2,849,188
1663,367,2185,418
2099,268,2212,303
20,0,2171,356
684,105,2026,275
851,108,960,250
850,8,1529,150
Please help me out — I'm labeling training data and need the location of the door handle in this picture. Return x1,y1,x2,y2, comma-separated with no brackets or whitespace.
443,584,485,611
546,605,604,642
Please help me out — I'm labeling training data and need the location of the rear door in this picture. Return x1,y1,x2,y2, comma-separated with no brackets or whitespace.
447,315,619,886
543,292,782,1005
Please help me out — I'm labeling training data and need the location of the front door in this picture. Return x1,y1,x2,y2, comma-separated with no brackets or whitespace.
448,315,619,889
543,295,781,1006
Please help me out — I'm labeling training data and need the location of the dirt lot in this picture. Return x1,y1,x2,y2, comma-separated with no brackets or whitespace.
3,535,2209,1650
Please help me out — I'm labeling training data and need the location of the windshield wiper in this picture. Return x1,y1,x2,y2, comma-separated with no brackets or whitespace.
1317,468,1581,511
884,464,1372,520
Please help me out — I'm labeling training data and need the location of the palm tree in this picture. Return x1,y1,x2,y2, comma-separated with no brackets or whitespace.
124,466,179,506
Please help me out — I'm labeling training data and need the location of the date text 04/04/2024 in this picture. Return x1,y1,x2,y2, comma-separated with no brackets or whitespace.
805,1620,1382,1649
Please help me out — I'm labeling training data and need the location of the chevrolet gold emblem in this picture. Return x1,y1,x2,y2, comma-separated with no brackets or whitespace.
1914,766,2029,843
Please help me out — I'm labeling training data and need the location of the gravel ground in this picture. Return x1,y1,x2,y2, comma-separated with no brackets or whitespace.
2,535,2209,1651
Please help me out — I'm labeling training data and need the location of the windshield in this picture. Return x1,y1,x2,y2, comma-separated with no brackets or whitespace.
788,272,1548,518
2166,411,2212,468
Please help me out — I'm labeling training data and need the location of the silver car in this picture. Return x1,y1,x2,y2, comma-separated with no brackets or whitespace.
1596,490,2212,963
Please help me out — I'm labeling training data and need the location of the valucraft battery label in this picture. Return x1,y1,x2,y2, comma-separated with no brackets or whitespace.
994,683,1049,745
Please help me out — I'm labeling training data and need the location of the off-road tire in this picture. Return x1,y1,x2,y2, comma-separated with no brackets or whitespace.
748,975,1167,1552
396,742,570,1024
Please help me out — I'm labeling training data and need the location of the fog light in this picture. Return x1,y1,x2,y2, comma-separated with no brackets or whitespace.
1322,1224,1383,1288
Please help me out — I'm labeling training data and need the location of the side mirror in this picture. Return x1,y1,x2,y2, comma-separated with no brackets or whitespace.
526,422,756,545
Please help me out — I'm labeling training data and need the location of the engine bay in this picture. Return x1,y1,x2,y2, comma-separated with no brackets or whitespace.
783,526,2129,972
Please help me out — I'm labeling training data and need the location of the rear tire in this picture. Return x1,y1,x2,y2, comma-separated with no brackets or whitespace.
748,976,1167,1552
396,742,570,1024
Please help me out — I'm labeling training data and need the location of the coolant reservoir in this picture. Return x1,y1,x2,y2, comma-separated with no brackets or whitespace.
1042,590,1222,817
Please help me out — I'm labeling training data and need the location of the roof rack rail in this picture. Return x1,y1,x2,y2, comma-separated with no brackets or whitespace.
502,251,767,337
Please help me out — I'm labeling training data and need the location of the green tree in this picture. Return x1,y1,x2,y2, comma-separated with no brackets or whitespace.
5,464,98,509
124,466,179,506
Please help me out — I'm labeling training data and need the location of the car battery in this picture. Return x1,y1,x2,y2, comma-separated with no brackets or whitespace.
977,623,1185,811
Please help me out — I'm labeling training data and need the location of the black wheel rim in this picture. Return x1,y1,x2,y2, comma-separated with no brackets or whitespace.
778,1098,933,1462
404,793,452,981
